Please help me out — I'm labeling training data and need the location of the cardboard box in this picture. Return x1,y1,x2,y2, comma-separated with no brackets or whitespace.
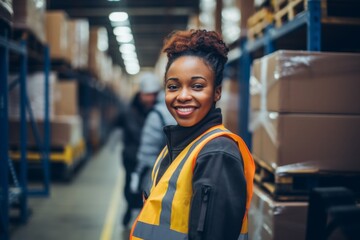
9,115,83,147
251,113,360,172
88,27,108,78
45,10,68,60
54,81,78,116
249,185,351,240
248,185,308,240
250,50,360,114
13,0,46,43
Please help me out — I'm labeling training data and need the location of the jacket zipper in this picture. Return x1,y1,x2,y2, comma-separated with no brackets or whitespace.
197,185,212,232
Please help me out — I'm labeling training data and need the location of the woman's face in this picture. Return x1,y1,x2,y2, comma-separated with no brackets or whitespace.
165,56,221,127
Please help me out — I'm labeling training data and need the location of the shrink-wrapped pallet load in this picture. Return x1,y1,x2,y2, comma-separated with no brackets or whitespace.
250,50,360,173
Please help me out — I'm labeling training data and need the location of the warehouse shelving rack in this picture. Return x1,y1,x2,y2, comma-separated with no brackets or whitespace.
0,32,51,240
228,0,359,149
56,68,123,156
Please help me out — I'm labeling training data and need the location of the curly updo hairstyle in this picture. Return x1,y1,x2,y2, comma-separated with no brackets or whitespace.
162,29,229,87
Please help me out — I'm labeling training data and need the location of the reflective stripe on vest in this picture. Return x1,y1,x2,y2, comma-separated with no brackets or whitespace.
130,125,255,240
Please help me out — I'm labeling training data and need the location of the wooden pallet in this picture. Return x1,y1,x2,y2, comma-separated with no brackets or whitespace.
247,8,274,40
273,0,305,28
271,0,297,13
253,155,360,201
273,0,360,28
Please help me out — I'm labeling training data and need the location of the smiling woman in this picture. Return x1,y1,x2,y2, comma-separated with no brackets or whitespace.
165,56,220,127
129,29,255,240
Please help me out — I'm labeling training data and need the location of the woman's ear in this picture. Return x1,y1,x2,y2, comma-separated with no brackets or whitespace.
214,86,222,102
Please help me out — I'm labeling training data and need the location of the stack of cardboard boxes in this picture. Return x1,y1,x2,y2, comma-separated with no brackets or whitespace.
9,74,83,150
45,10,89,70
248,50,360,239
88,26,113,81
12,0,46,43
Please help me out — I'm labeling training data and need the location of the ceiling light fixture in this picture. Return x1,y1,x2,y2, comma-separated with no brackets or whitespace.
119,43,136,54
113,26,131,36
116,33,133,43
109,12,128,22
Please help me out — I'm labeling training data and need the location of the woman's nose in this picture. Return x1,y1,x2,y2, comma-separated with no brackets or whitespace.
177,88,192,102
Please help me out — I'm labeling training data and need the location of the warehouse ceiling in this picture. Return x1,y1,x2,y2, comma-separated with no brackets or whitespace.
47,0,200,73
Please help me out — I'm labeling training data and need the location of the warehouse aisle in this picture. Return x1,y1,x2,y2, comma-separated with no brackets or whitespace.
10,129,131,240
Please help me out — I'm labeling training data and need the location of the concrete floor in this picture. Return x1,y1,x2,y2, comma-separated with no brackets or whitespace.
10,130,135,240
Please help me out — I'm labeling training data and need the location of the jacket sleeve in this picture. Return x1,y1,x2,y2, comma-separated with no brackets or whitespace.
188,137,247,240
135,110,166,174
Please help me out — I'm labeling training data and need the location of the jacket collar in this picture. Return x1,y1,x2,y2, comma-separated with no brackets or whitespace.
163,108,223,159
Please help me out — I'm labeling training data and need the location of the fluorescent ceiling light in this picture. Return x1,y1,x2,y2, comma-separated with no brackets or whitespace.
222,7,240,22
109,12,128,22
122,53,138,61
121,51,137,58
113,26,132,36
124,59,139,66
119,43,136,53
126,65,140,75
116,34,133,43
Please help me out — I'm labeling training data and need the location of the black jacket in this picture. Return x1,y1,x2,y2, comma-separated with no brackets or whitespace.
156,108,247,240
122,93,151,169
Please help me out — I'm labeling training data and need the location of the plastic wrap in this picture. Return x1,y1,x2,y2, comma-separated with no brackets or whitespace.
67,19,89,69
249,50,360,172
0,0,13,20
250,50,360,114
76,19,89,69
9,71,57,120
89,27,109,78
248,185,308,240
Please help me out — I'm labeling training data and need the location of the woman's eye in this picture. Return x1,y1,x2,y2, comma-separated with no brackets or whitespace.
167,84,178,91
192,84,204,90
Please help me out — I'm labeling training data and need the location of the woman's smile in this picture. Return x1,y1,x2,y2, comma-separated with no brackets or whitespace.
174,106,197,117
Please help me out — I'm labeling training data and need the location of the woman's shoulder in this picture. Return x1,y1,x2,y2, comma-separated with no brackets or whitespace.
199,135,241,159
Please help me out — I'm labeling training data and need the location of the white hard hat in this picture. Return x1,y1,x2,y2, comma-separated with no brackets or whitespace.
139,72,162,94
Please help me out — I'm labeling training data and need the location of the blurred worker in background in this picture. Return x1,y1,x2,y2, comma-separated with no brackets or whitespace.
130,90,176,195
120,72,161,228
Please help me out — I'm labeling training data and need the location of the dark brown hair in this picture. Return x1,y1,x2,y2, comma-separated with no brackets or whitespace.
162,29,229,86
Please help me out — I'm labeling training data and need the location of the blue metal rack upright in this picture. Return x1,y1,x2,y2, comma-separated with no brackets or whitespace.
0,33,27,240
233,0,322,148
0,33,51,240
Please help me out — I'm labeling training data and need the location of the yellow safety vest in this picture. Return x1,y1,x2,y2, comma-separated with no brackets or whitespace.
130,124,255,240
